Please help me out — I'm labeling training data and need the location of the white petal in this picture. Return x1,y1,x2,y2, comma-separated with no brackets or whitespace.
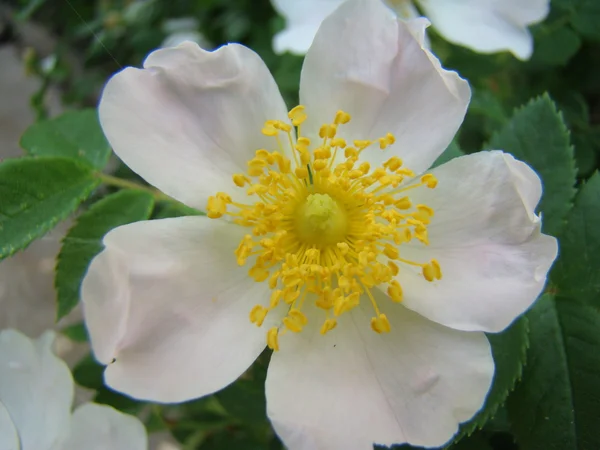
271,0,346,55
0,330,72,450
266,298,493,449
99,42,289,209
299,0,470,174
82,217,275,403
0,401,19,450
393,151,558,332
60,403,147,450
419,0,550,59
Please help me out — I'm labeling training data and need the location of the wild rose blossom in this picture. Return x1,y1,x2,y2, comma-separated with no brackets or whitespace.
82,0,557,448
0,329,147,450
271,0,550,59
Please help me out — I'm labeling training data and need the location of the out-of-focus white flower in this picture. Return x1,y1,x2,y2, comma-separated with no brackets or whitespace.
84,0,557,448
160,17,211,49
271,0,550,59
0,329,147,450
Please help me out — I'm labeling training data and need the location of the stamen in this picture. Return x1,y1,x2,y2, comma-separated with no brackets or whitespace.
206,106,440,350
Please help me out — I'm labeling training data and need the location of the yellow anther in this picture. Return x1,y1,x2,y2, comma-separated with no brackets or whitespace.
370,314,391,333
388,261,399,276
320,318,338,335
289,105,307,126
387,280,403,303
297,136,311,148
344,147,358,158
319,124,337,139
394,197,411,210
431,259,442,279
267,327,279,351
298,153,310,167
384,156,403,171
207,196,227,218
313,159,328,171
383,244,399,260
262,120,278,136
233,173,247,187
334,110,351,125
295,166,309,179
354,140,371,150
283,289,300,304
421,173,438,188
422,260,442,282
273,120,292,132
289,309,308,325
331,138,347,148
270,290,282,308
358,162,370,174
314,147,331,159
348,169,363,179
249,305,268,326
249,266,269,282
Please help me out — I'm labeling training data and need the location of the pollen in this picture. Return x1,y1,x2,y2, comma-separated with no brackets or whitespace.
206,107,441,350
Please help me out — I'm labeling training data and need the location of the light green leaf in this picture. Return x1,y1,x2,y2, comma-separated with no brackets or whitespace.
569,0,600,41
0,157,99,260
507,295,600,450
551,172,600,307
55,189,154,319
489,94,576,237
20,109,111,169
452,317,529,442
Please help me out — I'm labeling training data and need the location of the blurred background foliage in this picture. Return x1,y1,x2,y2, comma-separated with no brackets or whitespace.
2,0,599,449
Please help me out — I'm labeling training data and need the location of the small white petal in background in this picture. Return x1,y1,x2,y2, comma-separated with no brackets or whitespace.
271,0,550,59
0,329,148,450
161,17,212,49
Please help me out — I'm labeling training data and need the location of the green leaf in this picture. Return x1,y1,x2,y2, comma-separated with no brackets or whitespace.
55,189,154,319
531,25,581,66
452,317,529,442
72,353,104,389
507,295,600,450
449,432,493,450
551,172,600,307
61,322,89,342
20,109,111,169
569,0,600,41
489,94,576,237
0,157,99,260
432,140,465,168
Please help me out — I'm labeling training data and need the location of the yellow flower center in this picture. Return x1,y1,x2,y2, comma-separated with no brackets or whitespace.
206,106,441,351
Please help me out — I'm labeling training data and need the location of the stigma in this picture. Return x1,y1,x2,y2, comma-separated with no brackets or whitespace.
207,106,441,350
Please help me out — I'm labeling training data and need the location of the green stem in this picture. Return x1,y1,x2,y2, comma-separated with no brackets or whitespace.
96,172,174,203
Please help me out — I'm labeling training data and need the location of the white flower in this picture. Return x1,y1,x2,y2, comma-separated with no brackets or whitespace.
271,0,550,59
84,0,557,448
0,329,147,450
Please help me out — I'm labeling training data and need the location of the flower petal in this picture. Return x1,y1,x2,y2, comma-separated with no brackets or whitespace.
419,0,550,60
60,403,147,450
392,151,558,332
99,42,289,209
266,299,493,449
0,401,19,450
271,0,346,55
0,330,72,450
82,217,275,403
299,0,469,174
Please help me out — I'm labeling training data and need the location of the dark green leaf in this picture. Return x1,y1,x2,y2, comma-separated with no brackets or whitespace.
0,157,99,260
489,95,576,237
507,295,600,450
72,353,104,389
452,317,529,441
551,172,600,307
61,322,89,342
20,109,111,169
55,189,154,319
532,26,581,66
569,0,600,41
